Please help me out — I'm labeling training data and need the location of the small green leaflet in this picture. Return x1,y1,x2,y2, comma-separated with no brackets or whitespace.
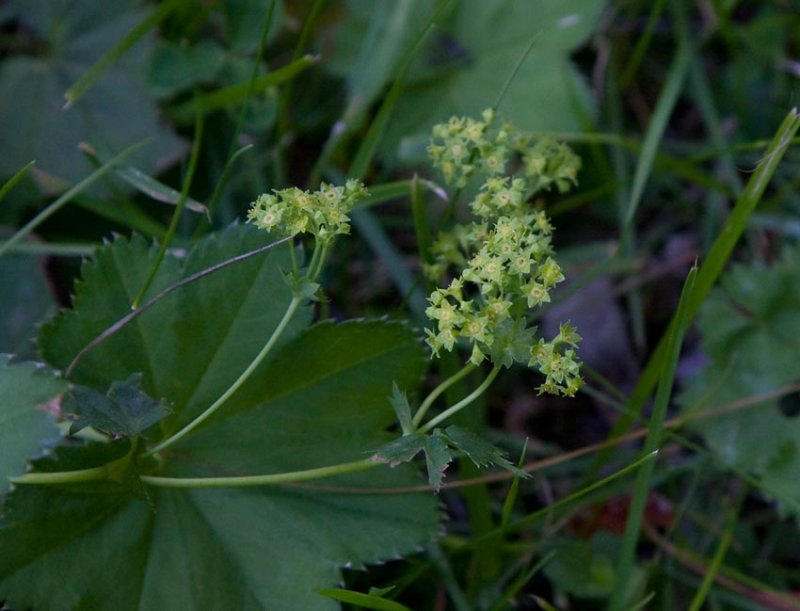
64,373,171,439
372,425,527,490
443,425,527,477
424,433,452,491
389,383,414,435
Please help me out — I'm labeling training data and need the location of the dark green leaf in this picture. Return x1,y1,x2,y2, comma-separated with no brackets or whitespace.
331,0,606,160
40,224,310,431
0,249,55,357
147,39,227,98
0,0,182,183
444,425,526,477
679,246,800,515
2,228,439,609
65,374,171,439
0,357,64,494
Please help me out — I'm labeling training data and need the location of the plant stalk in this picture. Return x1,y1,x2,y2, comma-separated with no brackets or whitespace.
418,365,501,434
412,362,477,428
140,458,378,488
144,295,303,456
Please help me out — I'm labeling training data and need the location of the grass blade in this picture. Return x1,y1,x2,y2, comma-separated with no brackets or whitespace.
317,589,411,611
0,160,35,203
170,55,318,123
132,114,204,308
489,551,554,611
343,1,451,320
80,144,207,215
608,266,697,611
348,1,451,181
276,0,326,138
591,107,800,480
622,31,691,229
0,242,95,257
64,1,176,108
0,141,148,258
505,450,658,535
687,494,742,611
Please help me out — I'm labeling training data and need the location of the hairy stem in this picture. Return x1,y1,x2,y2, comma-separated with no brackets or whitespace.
139,458,379,488
144,295,303,456
412,362,477,429
307,241,329,282
418,365,502,434
10,464,112,485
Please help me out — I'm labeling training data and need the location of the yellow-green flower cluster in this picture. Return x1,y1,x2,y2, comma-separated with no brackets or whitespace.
530,322,583,397
427,108,507,188
518,135,581,194
424,110,583,397
427,108,580,194
424,207,563,367
247,180,367,244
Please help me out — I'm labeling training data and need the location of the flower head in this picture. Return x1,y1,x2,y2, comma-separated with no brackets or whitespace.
248,180,367,245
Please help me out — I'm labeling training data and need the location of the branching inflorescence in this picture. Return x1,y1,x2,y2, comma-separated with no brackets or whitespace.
424,109,583,396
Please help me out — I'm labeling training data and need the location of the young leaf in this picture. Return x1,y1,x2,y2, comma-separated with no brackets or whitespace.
389,382,414,435
425,432,452,491
443,425,528,478
64,373,171,439
0,357,64,494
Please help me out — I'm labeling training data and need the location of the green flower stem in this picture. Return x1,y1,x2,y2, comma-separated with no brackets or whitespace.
288,236,299,275
10,464,112,485
140,458,379,488
412,362,477,429
417,365,501,434
144,294,304,457
308,242,330,282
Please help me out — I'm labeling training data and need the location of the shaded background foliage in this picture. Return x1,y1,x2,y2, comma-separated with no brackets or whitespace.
1,0,800,609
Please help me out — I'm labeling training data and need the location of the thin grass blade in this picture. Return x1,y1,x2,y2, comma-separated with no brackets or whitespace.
132,114,204,308
317,589,411,611
170,55,318,123
0,141,148,258
64,1,176,108
608,266,698,611
0,161,35,203
592,107,800,480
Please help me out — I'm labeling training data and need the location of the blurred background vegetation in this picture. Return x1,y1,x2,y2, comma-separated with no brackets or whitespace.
2,0,800,609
